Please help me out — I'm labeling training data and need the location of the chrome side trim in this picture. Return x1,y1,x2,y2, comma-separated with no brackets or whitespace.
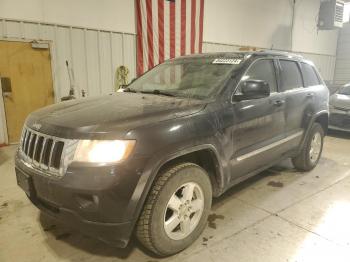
237,131,303,162
328,125,350,132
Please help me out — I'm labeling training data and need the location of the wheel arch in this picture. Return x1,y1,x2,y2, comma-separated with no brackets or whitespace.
314,112,329,135
154,146,224,197
129,145,224,230
300,110,328,150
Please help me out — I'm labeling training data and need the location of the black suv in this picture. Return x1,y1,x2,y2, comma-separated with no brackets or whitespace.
15,51,329,256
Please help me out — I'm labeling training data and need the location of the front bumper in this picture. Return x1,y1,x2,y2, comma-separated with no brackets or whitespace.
15,152,148,247
329,110,350,132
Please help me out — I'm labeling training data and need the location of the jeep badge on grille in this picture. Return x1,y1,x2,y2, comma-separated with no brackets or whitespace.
32,123,42,131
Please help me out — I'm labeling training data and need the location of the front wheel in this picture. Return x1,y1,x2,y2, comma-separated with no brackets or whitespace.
136,163,212,256
292,123,324,171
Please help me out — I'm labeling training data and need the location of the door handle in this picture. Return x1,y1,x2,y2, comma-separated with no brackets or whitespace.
1,77,12,94
273,100,285,106
306,93,314,98
1,77,13,100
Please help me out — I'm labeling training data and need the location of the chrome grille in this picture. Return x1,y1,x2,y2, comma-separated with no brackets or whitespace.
19,127,78,177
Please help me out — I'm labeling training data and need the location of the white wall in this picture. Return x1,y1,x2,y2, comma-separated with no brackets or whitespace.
0,0,338,56
0,0,135,33
204,0,338,56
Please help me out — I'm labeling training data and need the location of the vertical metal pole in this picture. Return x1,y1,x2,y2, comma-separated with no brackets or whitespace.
0,78,9,144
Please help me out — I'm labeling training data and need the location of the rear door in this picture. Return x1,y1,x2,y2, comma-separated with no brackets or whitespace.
278,59,312,148
300,61,324,126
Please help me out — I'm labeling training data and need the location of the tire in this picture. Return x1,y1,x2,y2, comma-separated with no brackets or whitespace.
292,123,324,171
136,163,212,257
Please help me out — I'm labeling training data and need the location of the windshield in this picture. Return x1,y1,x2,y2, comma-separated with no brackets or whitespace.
338,85,350,95
128,58,242,99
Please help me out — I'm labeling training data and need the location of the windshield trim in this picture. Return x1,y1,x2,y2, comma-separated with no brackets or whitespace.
129,57,246,100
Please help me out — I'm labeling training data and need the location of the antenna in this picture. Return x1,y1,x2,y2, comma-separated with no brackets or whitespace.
66,60,75,96
61,60,76,101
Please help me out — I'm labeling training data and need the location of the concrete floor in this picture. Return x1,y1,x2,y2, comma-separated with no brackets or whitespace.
1,131,350,262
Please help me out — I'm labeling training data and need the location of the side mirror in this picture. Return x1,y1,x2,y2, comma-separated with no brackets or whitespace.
234,80,270,101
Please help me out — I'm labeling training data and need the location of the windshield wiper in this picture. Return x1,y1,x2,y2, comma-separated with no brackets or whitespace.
140,89,176,97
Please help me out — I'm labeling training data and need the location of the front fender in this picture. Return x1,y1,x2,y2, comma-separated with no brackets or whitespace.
124,143,223,232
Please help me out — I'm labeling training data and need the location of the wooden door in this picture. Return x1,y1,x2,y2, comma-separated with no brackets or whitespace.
0,40,54,143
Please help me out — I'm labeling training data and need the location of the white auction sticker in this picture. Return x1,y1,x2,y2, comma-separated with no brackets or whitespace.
212,58,242,65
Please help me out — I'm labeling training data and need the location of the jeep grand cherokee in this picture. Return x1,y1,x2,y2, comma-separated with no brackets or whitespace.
15,51,329,256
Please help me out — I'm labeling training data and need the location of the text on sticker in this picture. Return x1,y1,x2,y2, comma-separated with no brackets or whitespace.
212,58,242,65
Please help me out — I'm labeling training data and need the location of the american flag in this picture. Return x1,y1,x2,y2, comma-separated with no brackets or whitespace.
136,0,205,76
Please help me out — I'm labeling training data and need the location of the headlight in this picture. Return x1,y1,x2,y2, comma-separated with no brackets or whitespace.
73,140,136,163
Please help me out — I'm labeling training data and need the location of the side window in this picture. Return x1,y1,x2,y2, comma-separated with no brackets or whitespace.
279,60,303,92
240,59,277,93
301,63,321,87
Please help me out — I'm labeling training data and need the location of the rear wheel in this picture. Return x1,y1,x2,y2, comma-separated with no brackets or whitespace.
136,163,212,256
292,123,324,171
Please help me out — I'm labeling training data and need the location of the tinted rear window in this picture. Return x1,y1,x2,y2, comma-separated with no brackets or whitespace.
279,60,303,91
301,63,320,87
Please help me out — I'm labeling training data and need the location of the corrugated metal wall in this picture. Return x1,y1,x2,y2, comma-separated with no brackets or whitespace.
203,42,336,82
0,18,137,101
334,23,350,85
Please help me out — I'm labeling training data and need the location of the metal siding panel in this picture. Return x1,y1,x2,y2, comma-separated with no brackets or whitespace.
5,21,21,38
99,31,113,94
0,19,4,37
0,19,137,100
85,30,100,97
40,24,55,40
123,34,137,80
71,28,88,97
23,22,40,39
334,25,350,85
55,26,71,99
111,33,124,91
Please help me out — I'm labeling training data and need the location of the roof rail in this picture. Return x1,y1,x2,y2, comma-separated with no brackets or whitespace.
257,50,304,58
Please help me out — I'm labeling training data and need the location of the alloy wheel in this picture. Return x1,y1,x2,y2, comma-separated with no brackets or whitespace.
309,132,322,164
163,182,204,240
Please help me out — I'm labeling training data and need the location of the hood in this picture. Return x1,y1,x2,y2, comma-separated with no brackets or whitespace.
26,93,207,139
330,93,350,111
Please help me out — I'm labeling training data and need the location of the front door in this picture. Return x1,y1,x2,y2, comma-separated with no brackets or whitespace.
230,59,286,180
0,40,54,143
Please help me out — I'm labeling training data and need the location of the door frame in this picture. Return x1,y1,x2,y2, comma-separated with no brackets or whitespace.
0,79,9,145
0,38,55,145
